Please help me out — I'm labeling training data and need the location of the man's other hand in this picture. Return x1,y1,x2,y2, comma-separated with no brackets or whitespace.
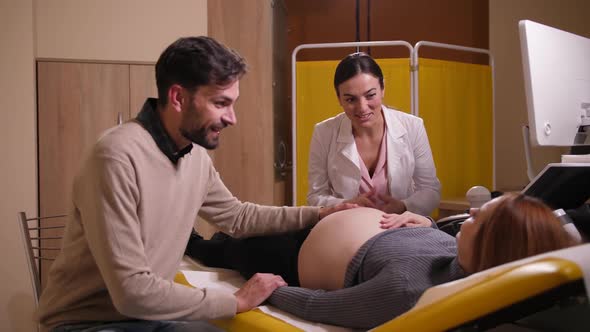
234,273,287,313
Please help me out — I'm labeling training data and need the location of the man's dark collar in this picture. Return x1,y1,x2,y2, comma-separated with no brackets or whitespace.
136,98,193,164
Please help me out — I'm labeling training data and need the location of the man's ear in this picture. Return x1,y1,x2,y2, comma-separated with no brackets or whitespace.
169,84,184,113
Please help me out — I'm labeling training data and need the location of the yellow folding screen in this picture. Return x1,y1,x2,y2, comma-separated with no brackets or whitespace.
418,58,494,202
295,57,493,210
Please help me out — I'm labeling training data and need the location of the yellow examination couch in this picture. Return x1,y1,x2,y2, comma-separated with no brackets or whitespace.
175,243,590,332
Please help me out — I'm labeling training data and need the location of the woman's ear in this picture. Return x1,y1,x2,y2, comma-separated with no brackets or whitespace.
169,84,184,113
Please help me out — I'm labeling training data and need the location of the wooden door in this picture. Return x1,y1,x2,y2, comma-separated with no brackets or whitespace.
37,61,130,287
208,0,283,205
130,64,157,118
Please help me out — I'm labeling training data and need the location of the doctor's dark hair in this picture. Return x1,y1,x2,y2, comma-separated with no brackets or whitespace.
155,36,247,106
333,52,384,96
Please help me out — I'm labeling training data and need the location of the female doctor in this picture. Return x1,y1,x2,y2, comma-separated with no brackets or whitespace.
308,52,440,216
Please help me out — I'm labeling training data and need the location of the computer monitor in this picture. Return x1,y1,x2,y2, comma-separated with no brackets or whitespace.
519,20,590,147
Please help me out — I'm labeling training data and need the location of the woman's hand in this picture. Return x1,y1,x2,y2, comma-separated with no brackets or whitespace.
380,211,432,229
344,190,377,208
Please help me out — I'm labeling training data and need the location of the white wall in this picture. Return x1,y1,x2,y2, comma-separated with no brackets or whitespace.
0,1,207,330
490,0,590,191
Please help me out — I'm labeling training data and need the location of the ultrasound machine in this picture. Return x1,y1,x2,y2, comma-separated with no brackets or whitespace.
437,20,590,242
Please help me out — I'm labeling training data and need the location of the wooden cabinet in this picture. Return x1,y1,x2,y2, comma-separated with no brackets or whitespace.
38,62,128,217
37,62,156,217
36,61,155,286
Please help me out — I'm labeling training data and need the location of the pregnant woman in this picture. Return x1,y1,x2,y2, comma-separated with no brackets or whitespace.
186,193,574,329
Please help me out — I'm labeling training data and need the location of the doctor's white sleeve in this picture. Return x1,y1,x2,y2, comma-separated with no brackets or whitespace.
306,127,347,207
402,119,441,216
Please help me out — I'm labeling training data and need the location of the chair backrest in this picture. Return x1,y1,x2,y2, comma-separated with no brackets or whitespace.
17,211,67,305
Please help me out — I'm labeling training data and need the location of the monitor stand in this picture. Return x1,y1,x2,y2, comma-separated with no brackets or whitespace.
522,124,590,181
522,163,590,210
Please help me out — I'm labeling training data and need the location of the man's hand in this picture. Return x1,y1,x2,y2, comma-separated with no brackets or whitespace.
318,202,358,220
380,211,432,229
378,193,407,214
234,273,287,313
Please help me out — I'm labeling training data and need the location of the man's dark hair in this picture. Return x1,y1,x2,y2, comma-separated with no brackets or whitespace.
155,36,247,106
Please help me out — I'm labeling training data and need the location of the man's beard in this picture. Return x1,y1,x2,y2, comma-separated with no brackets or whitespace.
180,103,222,150
181,126,219,150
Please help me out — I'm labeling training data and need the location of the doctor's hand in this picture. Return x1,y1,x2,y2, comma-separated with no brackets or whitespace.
344,190,377,208
380,211,432,229
378,194,407,214
318,202,358,220
234,273,287,313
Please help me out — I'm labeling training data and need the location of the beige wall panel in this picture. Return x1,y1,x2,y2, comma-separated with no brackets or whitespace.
0,2,38,331
130,64,157,117
208,0,275,204
490,0,590,191
36,0,207,62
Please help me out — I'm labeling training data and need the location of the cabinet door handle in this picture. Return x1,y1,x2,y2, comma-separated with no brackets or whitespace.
117,112,123,125
274,140,292,178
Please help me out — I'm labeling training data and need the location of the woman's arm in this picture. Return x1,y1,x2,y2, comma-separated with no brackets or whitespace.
268,271,411,330
402,119,441,216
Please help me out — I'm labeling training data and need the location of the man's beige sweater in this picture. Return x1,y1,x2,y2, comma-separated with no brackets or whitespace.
36,121,320,331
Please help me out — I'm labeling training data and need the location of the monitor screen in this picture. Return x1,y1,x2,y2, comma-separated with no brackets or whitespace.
519,20,590,147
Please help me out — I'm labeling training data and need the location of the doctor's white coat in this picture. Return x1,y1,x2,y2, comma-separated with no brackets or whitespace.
307,106,441,216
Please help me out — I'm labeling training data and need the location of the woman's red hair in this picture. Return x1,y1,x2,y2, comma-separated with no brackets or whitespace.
471,193,574,273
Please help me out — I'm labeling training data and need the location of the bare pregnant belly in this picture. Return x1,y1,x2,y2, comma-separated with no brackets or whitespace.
298,207,386,290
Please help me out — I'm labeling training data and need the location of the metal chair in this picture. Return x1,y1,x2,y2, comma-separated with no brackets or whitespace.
17,212,67,305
